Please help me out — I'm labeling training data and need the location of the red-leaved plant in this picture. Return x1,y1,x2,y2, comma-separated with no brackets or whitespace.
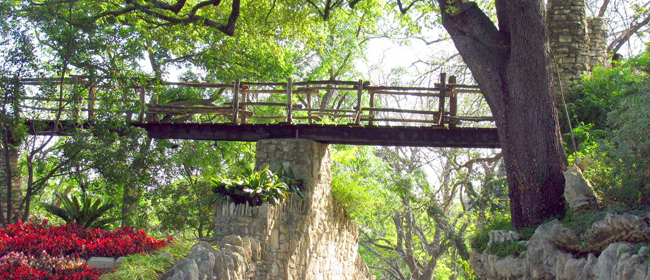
0,220,172,279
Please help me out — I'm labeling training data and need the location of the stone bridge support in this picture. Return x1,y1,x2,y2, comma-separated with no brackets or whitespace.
213,139,373,280
0,139,22,222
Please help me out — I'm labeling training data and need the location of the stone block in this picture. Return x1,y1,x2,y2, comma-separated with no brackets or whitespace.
115,256,127,267
157,251,174,260
86,257,116,269
559,35,572,43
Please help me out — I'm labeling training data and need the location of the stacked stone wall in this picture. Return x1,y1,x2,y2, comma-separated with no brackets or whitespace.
212,139,374,280
547,0,608,91
0,144,22,220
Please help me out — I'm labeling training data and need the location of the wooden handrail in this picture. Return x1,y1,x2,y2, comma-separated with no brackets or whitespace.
13,73,493,128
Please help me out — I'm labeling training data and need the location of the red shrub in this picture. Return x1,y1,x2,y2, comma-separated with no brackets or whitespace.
0,220,172,279
0,220,172,259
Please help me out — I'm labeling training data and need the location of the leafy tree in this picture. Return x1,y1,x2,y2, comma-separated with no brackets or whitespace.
433,0,567,228
354,146,503,279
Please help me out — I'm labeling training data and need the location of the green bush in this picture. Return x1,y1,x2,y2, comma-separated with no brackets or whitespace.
211,165,303,206
564,66,641,132
470,215,536,257
565,48,650,209
485,241,527,258
43,193,119,229
469,215,512,253
330,146,390,220
598,92,650,206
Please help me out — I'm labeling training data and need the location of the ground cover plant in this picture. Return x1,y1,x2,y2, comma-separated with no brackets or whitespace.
0,220,172,279
100,240,194,280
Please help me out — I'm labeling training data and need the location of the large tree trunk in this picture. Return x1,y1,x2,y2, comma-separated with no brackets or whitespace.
436,0,567,228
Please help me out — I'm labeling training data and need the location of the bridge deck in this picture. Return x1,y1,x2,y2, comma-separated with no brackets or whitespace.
26,120,499,148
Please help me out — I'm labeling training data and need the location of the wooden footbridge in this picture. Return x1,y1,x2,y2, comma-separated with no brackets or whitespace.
13,73,498,148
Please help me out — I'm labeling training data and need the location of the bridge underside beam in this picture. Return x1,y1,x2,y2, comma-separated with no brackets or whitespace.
24,120,500,148
133,123,500,148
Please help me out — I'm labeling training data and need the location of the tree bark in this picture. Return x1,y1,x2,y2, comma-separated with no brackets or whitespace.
436,0,567,228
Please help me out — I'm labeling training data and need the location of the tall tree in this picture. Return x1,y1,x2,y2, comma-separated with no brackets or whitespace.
435,0,567,228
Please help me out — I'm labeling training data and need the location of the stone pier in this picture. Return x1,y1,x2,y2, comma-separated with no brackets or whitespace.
213,139,373,280
547,0,609,92
0,141,22,221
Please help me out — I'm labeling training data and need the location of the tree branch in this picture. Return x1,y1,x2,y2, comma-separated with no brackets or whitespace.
93,0,239,36
598,0,610,17
608,13,650,55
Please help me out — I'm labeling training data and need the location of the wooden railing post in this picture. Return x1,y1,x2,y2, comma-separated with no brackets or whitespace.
72,77,79,119
354,79,363,125
438,73,447,126
241,90,248,124
88,84,95,121
233,79,240,124
152,92,159,122
138,85,145,122
369,90,375,126
307,84,312,124
448,75,458,129
286,78,293,124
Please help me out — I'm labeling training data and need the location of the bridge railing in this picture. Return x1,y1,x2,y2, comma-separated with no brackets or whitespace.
14,73,493,128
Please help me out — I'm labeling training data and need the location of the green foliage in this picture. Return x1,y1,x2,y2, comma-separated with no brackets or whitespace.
150,180,215,239
211,165,302,206
330,146,390,220
43,193,119,229
100,240,194,280
600,92,650,205
561,209,608,234
485,241,527,258
469,215,511,253
564,47,650,209
469,215,531,258
564,66,641,131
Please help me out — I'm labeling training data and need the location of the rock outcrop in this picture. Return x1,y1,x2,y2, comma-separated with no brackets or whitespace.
563,164,599,213
471,213,650,280
160,237,262,280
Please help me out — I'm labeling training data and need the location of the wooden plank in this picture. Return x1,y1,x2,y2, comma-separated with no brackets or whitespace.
163,82,233,88
364,108,440,114
297,86,356,91
451,89,483,94
366,86,442,91
354,79,363,124
369,91,375,126
130,123,500,148
447,116,494,122
242,92,248,124
313,113,365,118
241,89,286,94
88,85,95,120
370,91,443,97
307,85,313,124
360,118,440,123
449,76,458,129
247,115,320,120
286,79,293,124
438,73,447,126
139,85,145,122
295,108,355,113
292,80,359,86
233,80,240,124
223,102,303,108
